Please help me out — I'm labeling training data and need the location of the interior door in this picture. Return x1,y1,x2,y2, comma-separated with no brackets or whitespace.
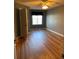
20,9,27,37
15,8,21,36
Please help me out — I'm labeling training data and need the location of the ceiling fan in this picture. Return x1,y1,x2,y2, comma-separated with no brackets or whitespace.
41,0,54,9
40,0,55,7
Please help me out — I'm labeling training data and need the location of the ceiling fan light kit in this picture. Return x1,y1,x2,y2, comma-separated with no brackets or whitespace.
42,5,48,9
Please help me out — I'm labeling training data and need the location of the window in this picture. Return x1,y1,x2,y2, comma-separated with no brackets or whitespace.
32,15,42,25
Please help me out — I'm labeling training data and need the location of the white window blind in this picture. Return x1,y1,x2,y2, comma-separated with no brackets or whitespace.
32,15,42,25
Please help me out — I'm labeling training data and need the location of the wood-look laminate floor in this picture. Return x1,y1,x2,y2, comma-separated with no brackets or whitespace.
15,29,64,59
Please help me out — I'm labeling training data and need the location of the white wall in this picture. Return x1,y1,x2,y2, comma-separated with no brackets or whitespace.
46,6,64,35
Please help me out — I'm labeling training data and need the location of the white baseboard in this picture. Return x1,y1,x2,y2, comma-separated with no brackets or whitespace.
46,28,64,37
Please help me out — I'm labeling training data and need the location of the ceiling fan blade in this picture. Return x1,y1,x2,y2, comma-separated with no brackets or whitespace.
25,1,42,6
41,0,48,2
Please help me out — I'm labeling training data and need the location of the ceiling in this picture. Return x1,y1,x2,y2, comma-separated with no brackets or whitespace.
15,0,64,10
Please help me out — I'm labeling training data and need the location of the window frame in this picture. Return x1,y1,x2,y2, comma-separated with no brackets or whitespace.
32,15,43,25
